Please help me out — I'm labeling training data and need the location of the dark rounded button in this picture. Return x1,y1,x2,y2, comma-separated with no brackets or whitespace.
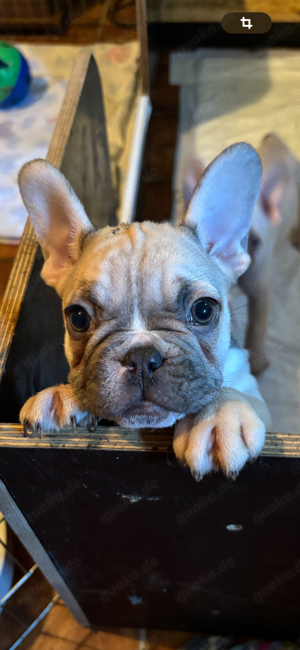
221,12,272,34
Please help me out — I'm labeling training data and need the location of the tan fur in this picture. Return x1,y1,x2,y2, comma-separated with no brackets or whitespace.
173,389,265,479
20,384,87,432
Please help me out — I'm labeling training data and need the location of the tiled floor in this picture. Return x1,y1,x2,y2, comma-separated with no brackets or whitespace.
27,601,196,650
0,534,197,649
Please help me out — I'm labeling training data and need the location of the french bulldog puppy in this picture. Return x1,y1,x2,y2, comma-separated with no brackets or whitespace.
18,142,271,480
183,134,300,376
240,134,300,375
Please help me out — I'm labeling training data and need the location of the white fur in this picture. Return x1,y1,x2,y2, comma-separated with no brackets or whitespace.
20,385,87,432
131,301,146,331
222,346,264,402
119,411,185,429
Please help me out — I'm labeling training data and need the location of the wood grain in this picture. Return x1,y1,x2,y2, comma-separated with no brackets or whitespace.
147,0,300,23
0,245,18,305
136,0,150,95
0,424,300,457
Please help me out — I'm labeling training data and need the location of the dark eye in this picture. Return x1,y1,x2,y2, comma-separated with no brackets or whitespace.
190,299,218,325
67,306,91,332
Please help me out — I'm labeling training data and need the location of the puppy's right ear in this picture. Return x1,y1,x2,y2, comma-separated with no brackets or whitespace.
183,143,262,283
18,160,94,295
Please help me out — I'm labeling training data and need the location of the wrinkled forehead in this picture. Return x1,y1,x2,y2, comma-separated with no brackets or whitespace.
64,222,227,307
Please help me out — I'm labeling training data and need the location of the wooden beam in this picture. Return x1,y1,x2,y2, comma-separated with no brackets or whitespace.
136,0,150,96
0,480,89,626
0,424,300,458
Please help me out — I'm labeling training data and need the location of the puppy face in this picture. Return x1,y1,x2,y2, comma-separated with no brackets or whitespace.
18,143,262,428
63,222,229,427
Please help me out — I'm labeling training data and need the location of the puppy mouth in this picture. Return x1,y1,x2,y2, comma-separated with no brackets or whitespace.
115,400,182,429
123,401,166,417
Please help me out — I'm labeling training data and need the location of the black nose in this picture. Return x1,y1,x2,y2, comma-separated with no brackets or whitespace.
122,346,164,380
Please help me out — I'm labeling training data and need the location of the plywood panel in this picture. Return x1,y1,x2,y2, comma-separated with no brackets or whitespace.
1,448,300,636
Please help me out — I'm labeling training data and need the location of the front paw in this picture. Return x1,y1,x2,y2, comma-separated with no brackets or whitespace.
20,384,88,435
173,400,265,481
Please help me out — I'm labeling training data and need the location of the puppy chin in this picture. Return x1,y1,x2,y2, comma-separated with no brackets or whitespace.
115,403,185,429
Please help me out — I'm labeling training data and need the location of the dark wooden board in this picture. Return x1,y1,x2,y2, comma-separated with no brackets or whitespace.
60,56,117,229
0,247,68,423
0,448,300,637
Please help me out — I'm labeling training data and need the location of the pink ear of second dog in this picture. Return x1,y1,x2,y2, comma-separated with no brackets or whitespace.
259,165,290,226
182,156,205,210
259,133,292,226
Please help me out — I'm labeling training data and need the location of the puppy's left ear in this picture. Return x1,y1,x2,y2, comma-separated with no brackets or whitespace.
18,159,94,295
183,143,262,283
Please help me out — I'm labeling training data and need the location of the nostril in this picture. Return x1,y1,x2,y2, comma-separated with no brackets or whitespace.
122,349,139,373
148,351,164,372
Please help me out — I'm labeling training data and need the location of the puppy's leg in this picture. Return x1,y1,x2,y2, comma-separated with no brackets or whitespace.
20,385,88,435
239,268,270,376
174,347,271,480
245,289,271,376
174,390,267,481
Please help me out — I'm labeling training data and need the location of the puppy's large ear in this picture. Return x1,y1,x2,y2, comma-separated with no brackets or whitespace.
18,160,93,295
183,143,262,283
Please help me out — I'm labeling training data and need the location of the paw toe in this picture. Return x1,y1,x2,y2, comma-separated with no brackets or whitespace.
191,469,203,482
22,419,29,437
238,408,265,458
185,424,215,479
173,416,193,461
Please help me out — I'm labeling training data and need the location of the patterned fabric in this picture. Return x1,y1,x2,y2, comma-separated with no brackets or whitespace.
0,42,139,242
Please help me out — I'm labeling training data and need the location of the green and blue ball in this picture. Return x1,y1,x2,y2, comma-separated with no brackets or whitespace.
0,42,31,108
